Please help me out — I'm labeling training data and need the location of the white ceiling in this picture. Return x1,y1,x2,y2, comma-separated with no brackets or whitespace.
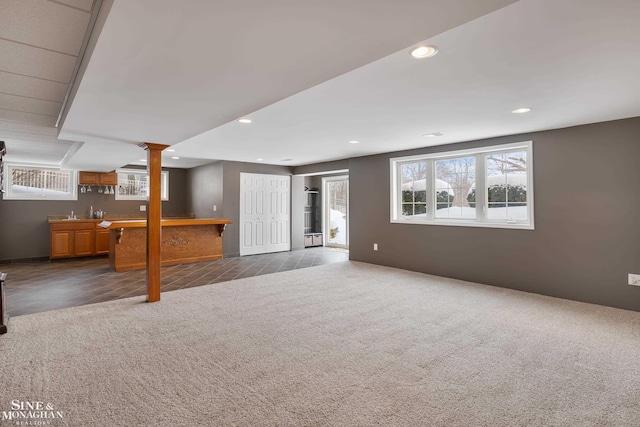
0,0,94,166
0,121,77,165
4,0,640,171
175,0,640,166
58,0,517,170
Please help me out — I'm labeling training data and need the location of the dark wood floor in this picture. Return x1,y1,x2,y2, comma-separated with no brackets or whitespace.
2,247,349,317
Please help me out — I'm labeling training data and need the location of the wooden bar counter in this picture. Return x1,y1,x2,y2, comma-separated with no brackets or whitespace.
108,219,232,272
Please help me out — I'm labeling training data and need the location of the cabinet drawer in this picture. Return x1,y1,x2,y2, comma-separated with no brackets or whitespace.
51,222,95,231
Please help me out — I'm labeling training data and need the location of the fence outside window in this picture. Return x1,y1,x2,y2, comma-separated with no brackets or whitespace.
3,165,77,200
11,168,71,192
115,169,169,200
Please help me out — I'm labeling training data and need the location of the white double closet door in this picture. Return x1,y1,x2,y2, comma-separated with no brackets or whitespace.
240,173,291,256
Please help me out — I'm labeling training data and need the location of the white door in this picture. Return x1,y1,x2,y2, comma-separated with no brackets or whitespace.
266,175,291,253
240,174,267,256
240,173,290,256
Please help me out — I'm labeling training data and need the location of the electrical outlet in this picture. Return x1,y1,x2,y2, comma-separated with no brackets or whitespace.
373,243,378,251
213,205,217,212
140,205,146,212
629,274,640,286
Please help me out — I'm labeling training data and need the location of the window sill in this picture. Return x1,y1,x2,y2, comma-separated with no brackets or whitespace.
2,195,78,201
390,219,534,230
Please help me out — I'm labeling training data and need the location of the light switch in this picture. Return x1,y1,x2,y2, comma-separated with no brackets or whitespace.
140,205,146,211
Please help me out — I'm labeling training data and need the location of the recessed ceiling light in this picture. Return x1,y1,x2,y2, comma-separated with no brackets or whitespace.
512,107,532,114
281,158,293,162
166,149,175,152
256,158,264,161
410,45,438,59
238,118,252,124
423,132,443,138
139,159,147,162
171,156,180,160
349,140,360,144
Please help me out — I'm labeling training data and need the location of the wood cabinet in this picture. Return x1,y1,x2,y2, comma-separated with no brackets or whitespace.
74,230,94,256
50,221,98,259
51,230,74,258
79,171,117,186
50,218,195,260
108,219,231,271
79,172,99,185
95,228,110,255
99,173,117,185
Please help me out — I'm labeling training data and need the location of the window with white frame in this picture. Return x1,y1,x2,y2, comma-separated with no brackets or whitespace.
390,141,533,229
2,164,77,200
115,169,169,201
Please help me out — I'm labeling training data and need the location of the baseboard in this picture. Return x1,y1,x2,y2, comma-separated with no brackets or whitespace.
0,256,50,265
223,252,241,258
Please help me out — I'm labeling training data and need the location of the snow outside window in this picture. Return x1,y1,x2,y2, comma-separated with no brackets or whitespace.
390,141,534,230
115,169,169,201
2,164,77,200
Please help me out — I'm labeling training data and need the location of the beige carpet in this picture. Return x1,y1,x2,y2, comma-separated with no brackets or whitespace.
1,261,639,426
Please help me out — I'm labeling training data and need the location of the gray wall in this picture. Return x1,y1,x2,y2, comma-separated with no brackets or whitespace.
186,160,299,255
0,168,189,261
348,117,640,312
221,161,293,256
186,161,223,219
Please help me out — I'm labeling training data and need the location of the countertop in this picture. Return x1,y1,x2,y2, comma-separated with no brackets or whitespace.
48,219,108,224
48,214,195,223
108,219,232,228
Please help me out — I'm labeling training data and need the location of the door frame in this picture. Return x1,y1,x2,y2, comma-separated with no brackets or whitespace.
322,175,349,249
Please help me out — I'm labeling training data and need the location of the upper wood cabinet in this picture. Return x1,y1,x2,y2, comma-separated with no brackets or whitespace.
99,172,117,185
79,171,118,186
79,171,99,185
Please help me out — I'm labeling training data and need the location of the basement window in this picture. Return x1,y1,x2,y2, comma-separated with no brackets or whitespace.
115,169,169,201
2,164,77,200
390,141,534,229
116,169,169,201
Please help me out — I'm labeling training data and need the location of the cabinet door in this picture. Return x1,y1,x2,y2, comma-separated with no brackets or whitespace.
79,172,98,185
95,229,110,255
99,172,118,185
74,230,94,256
51,231,73,258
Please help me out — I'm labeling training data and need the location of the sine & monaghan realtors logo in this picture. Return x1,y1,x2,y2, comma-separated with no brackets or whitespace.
1,400,64,426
